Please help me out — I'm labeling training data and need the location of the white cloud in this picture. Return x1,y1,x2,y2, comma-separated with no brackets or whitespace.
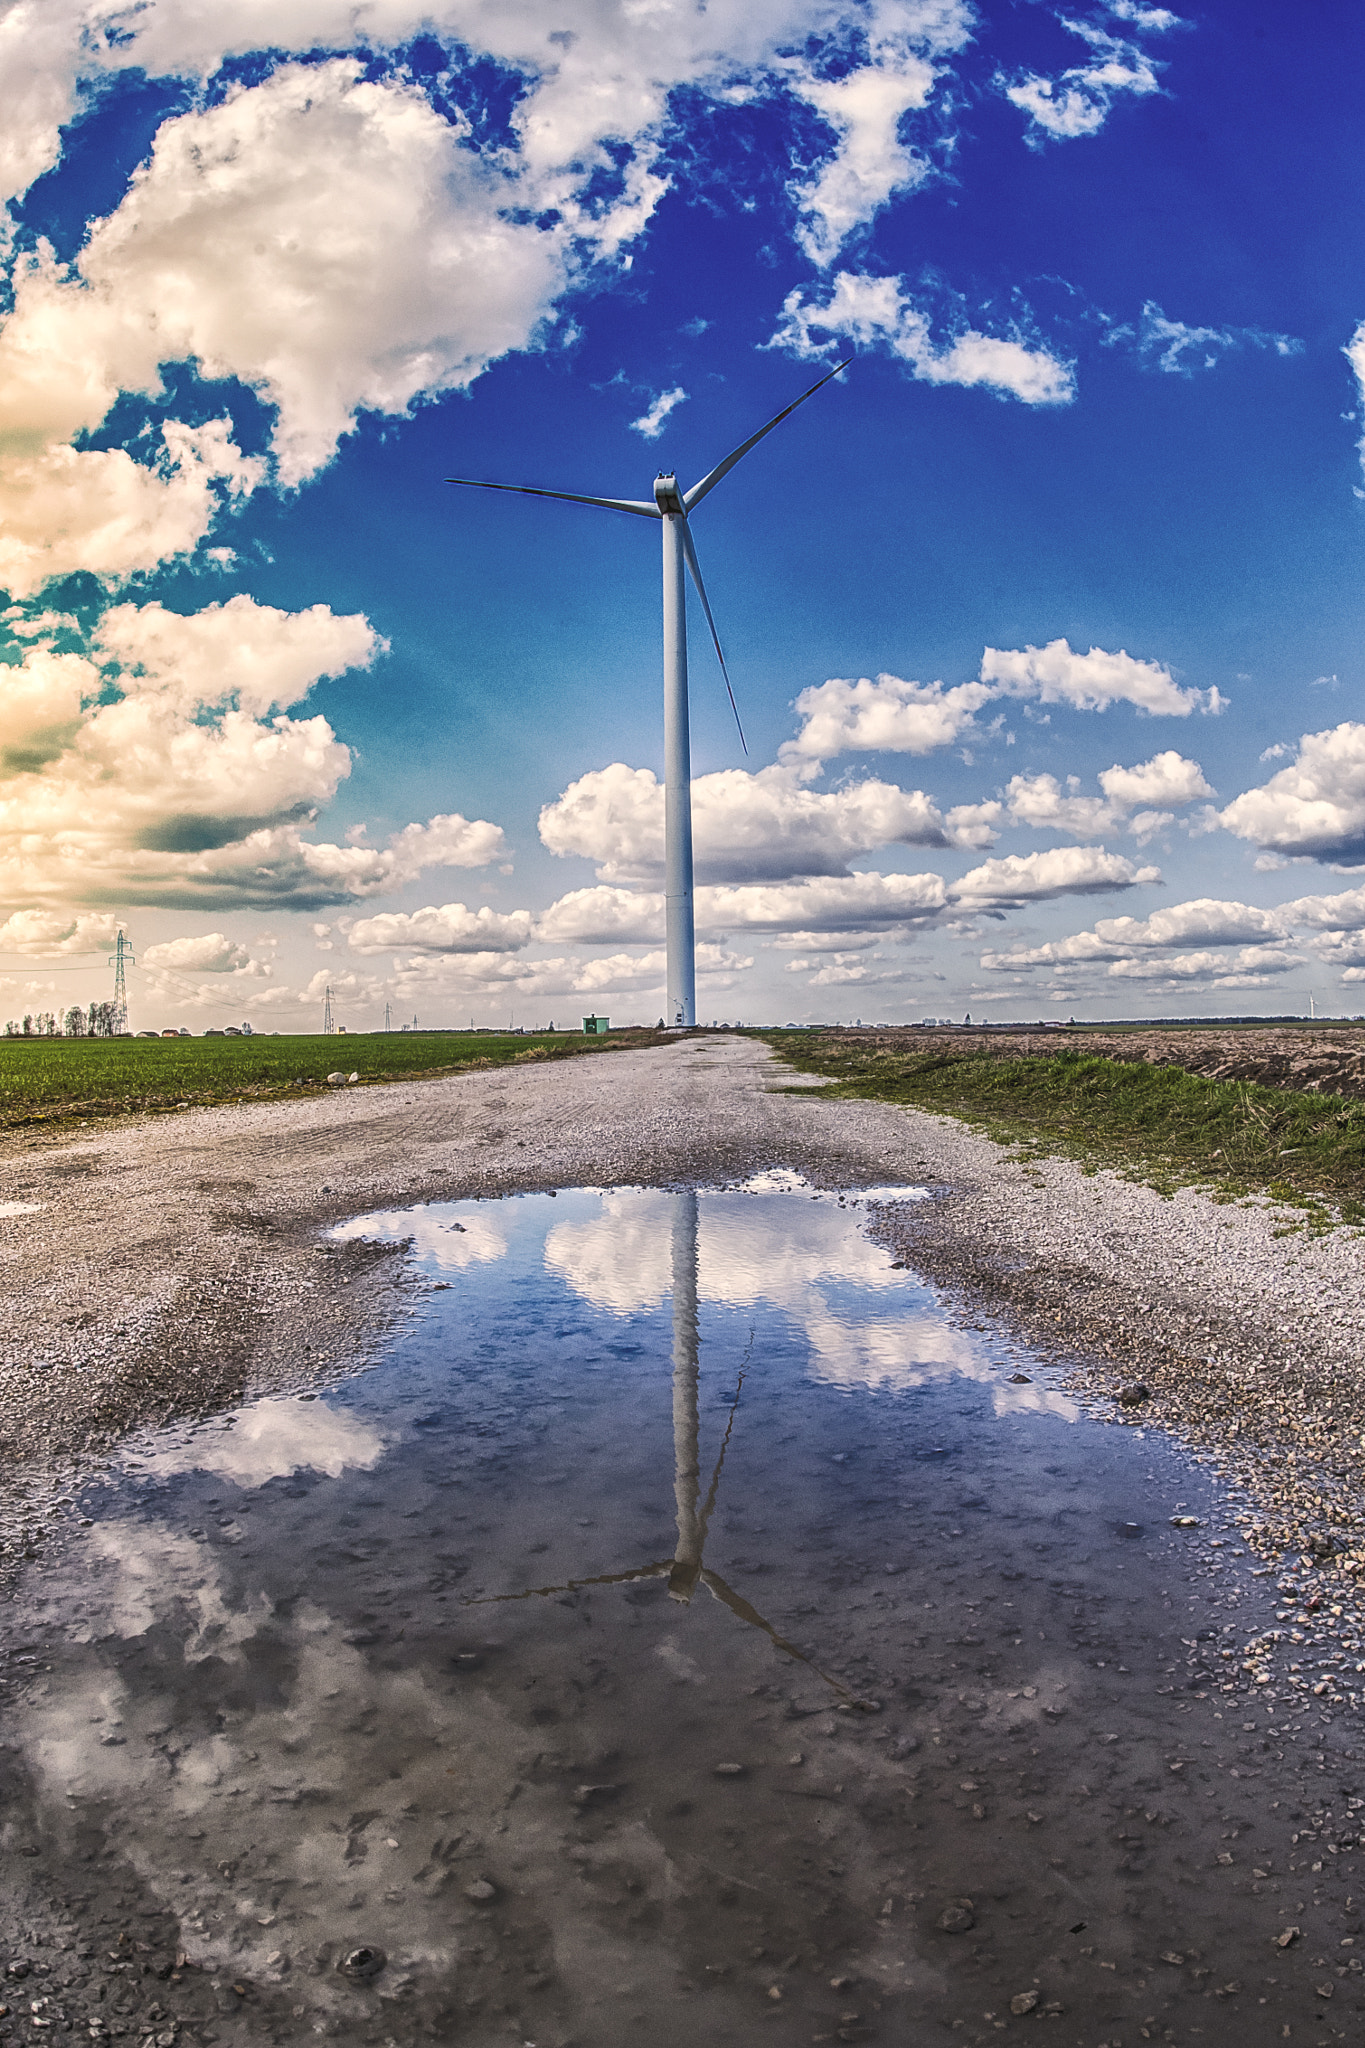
1098,749,1213,809
787,23,958,266
0,3,989,599
702,869,949,931
630,387,687,440
1004,750,1212,837
535,885,664,946
0,909,119,957
1001,13,1171,147
386,812,510,876
0,604,504,911
92,594,382,718
1106,944,1300,983
782,672,998,763
982,638,1219,716
0,418,263,598
347,902,533,956
1279,880,1365,933
1346,322,1365,481
1124,300,1302,376
141,932,259,974
1220,723,1365,865
539,760,960,884
771,270,1075,405
982,896,1292,974
0,61,573,499
786,657,1215,770
950,845,1159,907
771,928,881,952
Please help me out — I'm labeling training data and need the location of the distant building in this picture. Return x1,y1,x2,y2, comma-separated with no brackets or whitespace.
582,1015,610,1035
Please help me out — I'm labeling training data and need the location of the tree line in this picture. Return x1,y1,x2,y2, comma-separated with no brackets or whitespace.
2,1003,124,1038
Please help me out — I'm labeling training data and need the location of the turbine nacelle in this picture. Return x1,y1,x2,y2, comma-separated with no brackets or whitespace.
653,473,686,517
444,358,851,1027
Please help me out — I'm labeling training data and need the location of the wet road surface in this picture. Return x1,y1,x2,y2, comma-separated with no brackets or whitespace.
2,1177,1363,2047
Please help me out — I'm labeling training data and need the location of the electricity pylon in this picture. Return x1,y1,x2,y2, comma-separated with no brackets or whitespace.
323,985,335,1035
108,928,134,1036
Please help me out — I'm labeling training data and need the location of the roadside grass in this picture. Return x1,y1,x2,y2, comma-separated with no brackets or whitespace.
758,1032,1365,1227
0,1029,657,1131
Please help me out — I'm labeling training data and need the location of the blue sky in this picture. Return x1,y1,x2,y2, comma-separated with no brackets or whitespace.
1,0,1363,1028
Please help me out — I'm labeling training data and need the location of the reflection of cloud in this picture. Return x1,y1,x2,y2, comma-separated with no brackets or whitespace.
992,1382,1080,1421
86,1523,272,1661
0,1200,43,1215
331,1206,507,1272
142,1396,385,1489
544,1184,921,1314
803,1309,980,1391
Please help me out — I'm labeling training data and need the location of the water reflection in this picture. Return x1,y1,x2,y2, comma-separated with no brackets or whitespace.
468,1188,859,1698
138,1395,386,1488
3,1177,1124,2046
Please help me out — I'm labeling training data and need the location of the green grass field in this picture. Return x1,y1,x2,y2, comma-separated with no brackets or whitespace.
0,1029,655,1129
760,1031,1365,1226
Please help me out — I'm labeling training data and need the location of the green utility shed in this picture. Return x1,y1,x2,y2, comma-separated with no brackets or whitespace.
582,1015,610,1035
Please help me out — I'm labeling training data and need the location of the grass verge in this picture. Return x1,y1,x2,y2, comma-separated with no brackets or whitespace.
0,1028,660,1131
758,1031,1365,1226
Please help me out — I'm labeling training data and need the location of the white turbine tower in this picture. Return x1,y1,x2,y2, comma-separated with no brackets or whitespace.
446,360,850,1028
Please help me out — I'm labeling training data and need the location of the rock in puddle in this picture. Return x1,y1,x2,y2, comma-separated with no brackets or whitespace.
339,1945,386,1982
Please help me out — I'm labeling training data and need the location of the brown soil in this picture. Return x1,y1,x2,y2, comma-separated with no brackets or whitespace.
823,1023,1365,1100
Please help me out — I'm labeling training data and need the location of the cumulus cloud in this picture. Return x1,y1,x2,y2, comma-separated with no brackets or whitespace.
1001,11,1174,146
785,655,1216,769
1003,750,1213,838
0,908,119,956
141,932,259,974
535,885,664,947
1220,723,1365,865
701,870,949,930
1346,322,1365,481
981,639,1218,717
1105,944,1300,983
949,845,1158,908
771,271,1075,405
981,896,1293,977
0,1,990,600
538,760,964,885
0,60,573,504
0,601,504,910
92,595,382,718
782,673,998,763
0,418,262,598
347,903,534,956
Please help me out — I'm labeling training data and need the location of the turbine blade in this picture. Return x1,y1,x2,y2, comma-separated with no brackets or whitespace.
680,520,747,755
444,476,660,518
682,357,851,512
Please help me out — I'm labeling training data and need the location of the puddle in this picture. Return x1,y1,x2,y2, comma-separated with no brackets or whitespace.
3,1178,1363,2045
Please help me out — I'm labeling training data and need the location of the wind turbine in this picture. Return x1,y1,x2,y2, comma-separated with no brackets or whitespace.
446,362,851,1028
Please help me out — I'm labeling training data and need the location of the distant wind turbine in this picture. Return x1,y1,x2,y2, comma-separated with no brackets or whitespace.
446,362,850,1027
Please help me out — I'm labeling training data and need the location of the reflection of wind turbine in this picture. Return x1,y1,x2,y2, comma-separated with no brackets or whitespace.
464,1189,859,1702
445,364,850,1028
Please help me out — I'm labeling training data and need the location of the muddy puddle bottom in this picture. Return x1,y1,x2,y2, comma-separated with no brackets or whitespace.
3,1177,1364,2048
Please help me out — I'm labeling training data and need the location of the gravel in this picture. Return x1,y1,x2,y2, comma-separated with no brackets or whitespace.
3,1024,1363,1658
4,1031,1365,2041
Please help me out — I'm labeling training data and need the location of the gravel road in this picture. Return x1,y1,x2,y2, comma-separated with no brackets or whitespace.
5,1032,1365,2046
3,1031,1364,1557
